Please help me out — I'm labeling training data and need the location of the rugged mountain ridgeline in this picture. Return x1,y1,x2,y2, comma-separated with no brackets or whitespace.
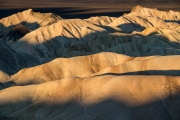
0,5,180,120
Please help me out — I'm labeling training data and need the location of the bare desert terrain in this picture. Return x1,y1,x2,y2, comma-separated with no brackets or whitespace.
0,3,180,120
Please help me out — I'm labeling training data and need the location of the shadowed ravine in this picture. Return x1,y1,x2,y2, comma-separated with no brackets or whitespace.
0,5,180,120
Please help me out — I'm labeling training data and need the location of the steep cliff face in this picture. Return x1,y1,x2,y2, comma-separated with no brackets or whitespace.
0,6,180,120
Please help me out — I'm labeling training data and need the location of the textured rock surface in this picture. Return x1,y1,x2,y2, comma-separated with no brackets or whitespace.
0,5,180,120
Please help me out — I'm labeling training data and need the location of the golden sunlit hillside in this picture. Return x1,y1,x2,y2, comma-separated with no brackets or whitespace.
0,5,180,120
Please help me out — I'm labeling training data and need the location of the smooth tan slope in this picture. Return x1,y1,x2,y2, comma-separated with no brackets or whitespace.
11,52,180,86
1,76,180,120
93,55,180,76
11,52,132,85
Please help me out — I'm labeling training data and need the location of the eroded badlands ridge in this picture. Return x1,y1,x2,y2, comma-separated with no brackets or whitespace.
0,6,180,120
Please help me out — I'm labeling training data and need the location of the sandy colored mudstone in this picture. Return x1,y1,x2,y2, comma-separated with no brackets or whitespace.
1,76,180,120
0,5,180,120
